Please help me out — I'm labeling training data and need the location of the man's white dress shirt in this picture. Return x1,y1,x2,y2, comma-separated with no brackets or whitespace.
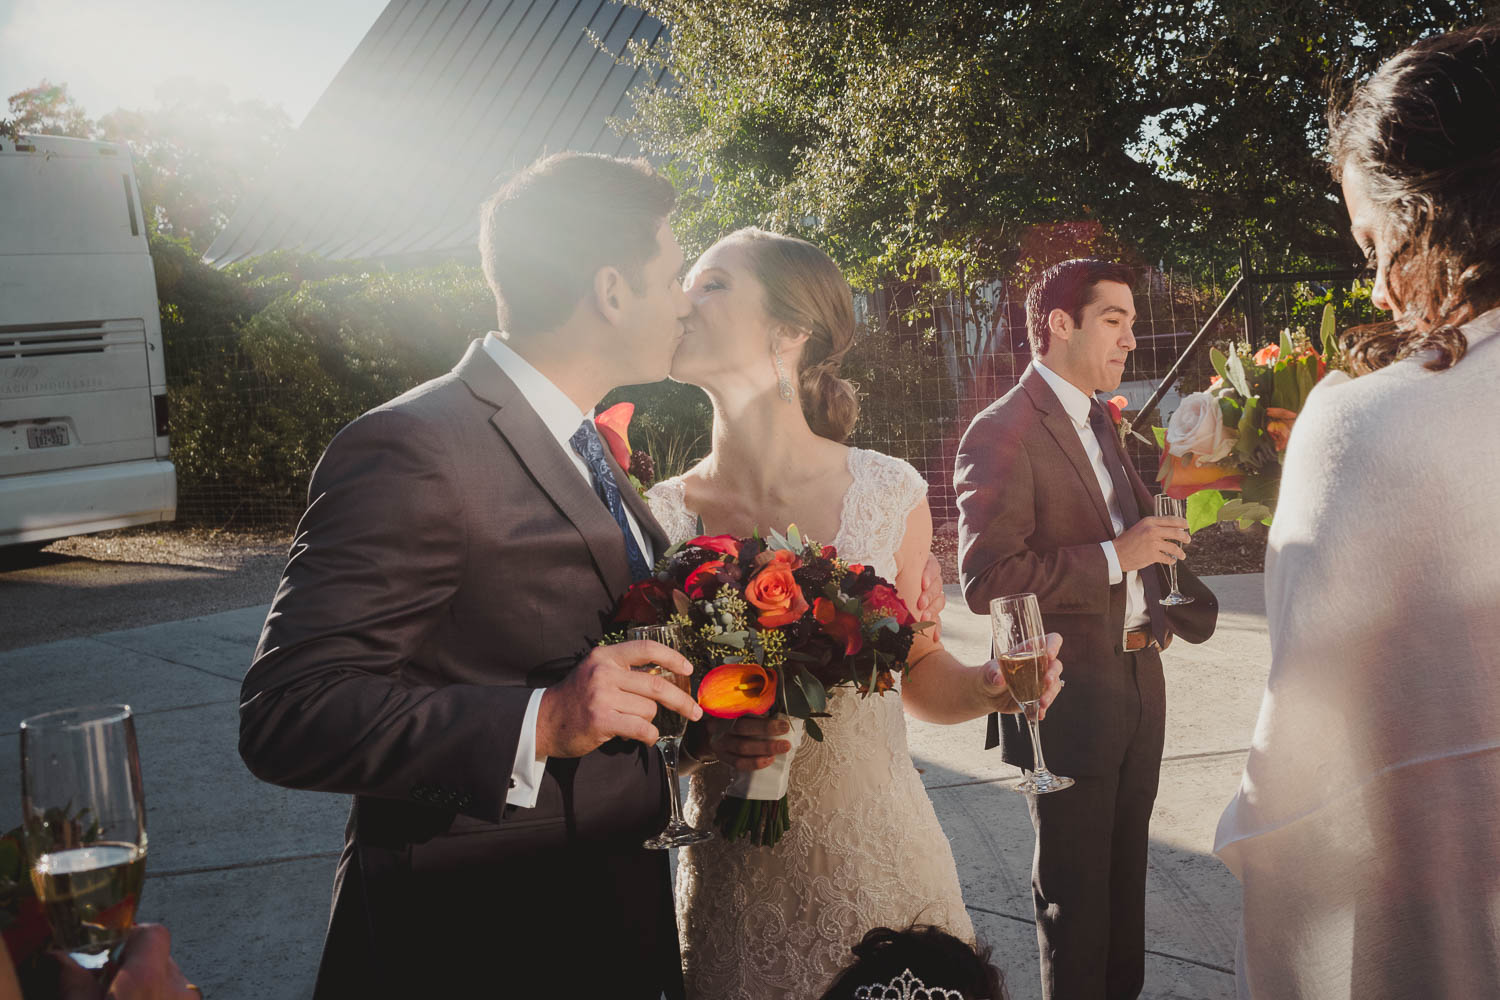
1033,361,1150,630
481,332,654,808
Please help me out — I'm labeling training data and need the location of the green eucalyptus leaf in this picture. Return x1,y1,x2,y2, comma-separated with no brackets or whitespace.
1224,350,1252,398
804,718,825,742
786,524,803,549
795,668,828,713
708,630,749,649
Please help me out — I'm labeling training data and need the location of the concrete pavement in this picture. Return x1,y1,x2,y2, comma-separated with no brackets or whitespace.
0,575,1269,999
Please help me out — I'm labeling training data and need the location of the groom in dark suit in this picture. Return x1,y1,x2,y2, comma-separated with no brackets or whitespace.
238,153,705,998
956,259,1218,1000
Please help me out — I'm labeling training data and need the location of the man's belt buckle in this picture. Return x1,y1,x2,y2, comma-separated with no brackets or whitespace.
1123,628,1158,652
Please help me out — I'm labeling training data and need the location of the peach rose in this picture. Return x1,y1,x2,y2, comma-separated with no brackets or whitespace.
746,563,809,627
1166,392,1236,465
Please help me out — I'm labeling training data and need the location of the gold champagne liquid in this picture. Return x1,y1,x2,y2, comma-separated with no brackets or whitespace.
998,647,1047,706
31,842,145,954
643,666,691,741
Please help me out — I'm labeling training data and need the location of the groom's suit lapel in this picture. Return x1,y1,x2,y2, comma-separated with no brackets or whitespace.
453,341,637,592
1020,364,1114,536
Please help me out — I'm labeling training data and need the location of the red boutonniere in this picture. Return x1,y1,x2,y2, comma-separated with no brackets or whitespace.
1105,395,1129,425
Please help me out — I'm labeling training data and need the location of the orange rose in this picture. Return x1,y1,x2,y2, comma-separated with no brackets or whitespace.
745,563,809,627
1265,407,1298,451
698,663,777,718
1209,375,1223,388
1252,343,1280,366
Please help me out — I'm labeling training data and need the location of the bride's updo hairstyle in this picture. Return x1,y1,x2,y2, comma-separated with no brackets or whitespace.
727,228,860,442
1329,22,1500,375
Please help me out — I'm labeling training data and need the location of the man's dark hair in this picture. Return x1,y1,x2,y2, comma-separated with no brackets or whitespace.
478,152,677,335
818,925,1009,1000
1025,258,1134,356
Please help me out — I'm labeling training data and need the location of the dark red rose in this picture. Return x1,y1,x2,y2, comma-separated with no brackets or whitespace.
613,579,669,623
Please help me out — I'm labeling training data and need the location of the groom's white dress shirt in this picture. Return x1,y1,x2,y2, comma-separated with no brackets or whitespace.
1032,360,1149,631
482,332,654,808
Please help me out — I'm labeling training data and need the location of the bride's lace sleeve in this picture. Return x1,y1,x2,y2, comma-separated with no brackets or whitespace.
644,478,699,547
842,450,930,578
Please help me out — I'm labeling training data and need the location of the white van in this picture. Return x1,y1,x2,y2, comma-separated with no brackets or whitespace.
0,133,175,546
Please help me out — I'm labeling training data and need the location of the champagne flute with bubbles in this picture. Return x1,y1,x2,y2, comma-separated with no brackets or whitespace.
628,625,712,849
991,594,1073,795
20,705,148,971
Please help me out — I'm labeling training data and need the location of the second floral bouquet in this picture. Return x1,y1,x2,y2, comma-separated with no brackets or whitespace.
609,526,932,847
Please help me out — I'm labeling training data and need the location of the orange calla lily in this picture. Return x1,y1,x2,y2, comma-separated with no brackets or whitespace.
1265,407,1298,451
594,402,634,468
1158,450,1242,500
698,663,778,719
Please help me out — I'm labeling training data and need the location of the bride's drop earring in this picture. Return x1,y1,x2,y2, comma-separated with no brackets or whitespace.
773,345,794,402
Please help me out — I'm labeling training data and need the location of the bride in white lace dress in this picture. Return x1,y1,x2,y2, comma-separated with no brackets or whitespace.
647,228,1062,999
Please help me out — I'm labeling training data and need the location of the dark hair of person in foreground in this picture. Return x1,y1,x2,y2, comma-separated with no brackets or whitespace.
1329,21,1500,374
817,924,1009,1000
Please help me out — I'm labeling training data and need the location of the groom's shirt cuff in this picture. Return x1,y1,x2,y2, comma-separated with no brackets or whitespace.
1102,541,1124,585
505,688,549,809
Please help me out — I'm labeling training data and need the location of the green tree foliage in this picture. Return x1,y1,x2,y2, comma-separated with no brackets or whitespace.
152,236,494,519
616,0,1492,285
99,84,291,252
3,79,290,253
1,79,95,138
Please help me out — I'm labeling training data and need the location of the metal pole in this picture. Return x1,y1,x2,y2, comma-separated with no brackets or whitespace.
1122,275,1245,445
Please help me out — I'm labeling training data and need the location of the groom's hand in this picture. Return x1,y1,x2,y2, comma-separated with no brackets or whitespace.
979,632,1065,718
535,641,702,759
916,553,946,639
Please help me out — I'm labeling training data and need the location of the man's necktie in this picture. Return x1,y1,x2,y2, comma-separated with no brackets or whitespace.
570,419,652,582
1088,401,1167,640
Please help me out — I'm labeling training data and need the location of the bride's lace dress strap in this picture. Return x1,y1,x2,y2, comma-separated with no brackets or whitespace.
645,477,699,547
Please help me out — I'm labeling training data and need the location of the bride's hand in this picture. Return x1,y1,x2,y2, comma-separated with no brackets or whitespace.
980,632,1064,718
712,716,795,772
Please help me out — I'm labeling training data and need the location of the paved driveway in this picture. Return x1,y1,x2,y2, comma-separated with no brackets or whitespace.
0,575,1268,999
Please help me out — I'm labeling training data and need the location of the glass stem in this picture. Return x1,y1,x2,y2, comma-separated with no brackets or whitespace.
1025,712,1053,777
659,740,686,827
1167,561,1181,597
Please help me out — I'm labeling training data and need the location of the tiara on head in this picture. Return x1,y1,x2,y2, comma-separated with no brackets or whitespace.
854,967,965,1000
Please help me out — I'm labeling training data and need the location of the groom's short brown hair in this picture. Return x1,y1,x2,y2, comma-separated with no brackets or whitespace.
479,152,677,335
1025,258,1134,356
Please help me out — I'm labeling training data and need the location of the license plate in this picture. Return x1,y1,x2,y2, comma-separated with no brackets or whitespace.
26,425,69,449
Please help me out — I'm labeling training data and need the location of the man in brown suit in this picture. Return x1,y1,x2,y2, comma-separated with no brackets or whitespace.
238,154,709,998
955,259,1218,1000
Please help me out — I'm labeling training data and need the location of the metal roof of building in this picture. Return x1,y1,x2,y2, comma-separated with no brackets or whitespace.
203,0,665,267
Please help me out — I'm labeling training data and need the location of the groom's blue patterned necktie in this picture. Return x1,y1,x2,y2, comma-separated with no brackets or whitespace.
570,419,652,582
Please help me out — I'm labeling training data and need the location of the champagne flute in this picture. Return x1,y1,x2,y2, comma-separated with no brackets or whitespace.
20,705,148,970
990,594,1074,795
1154,494,1195,606
628,625,712,849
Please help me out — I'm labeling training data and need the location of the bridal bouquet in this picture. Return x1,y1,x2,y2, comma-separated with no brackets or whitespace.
608,526,933,847
1156,304,1345,529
